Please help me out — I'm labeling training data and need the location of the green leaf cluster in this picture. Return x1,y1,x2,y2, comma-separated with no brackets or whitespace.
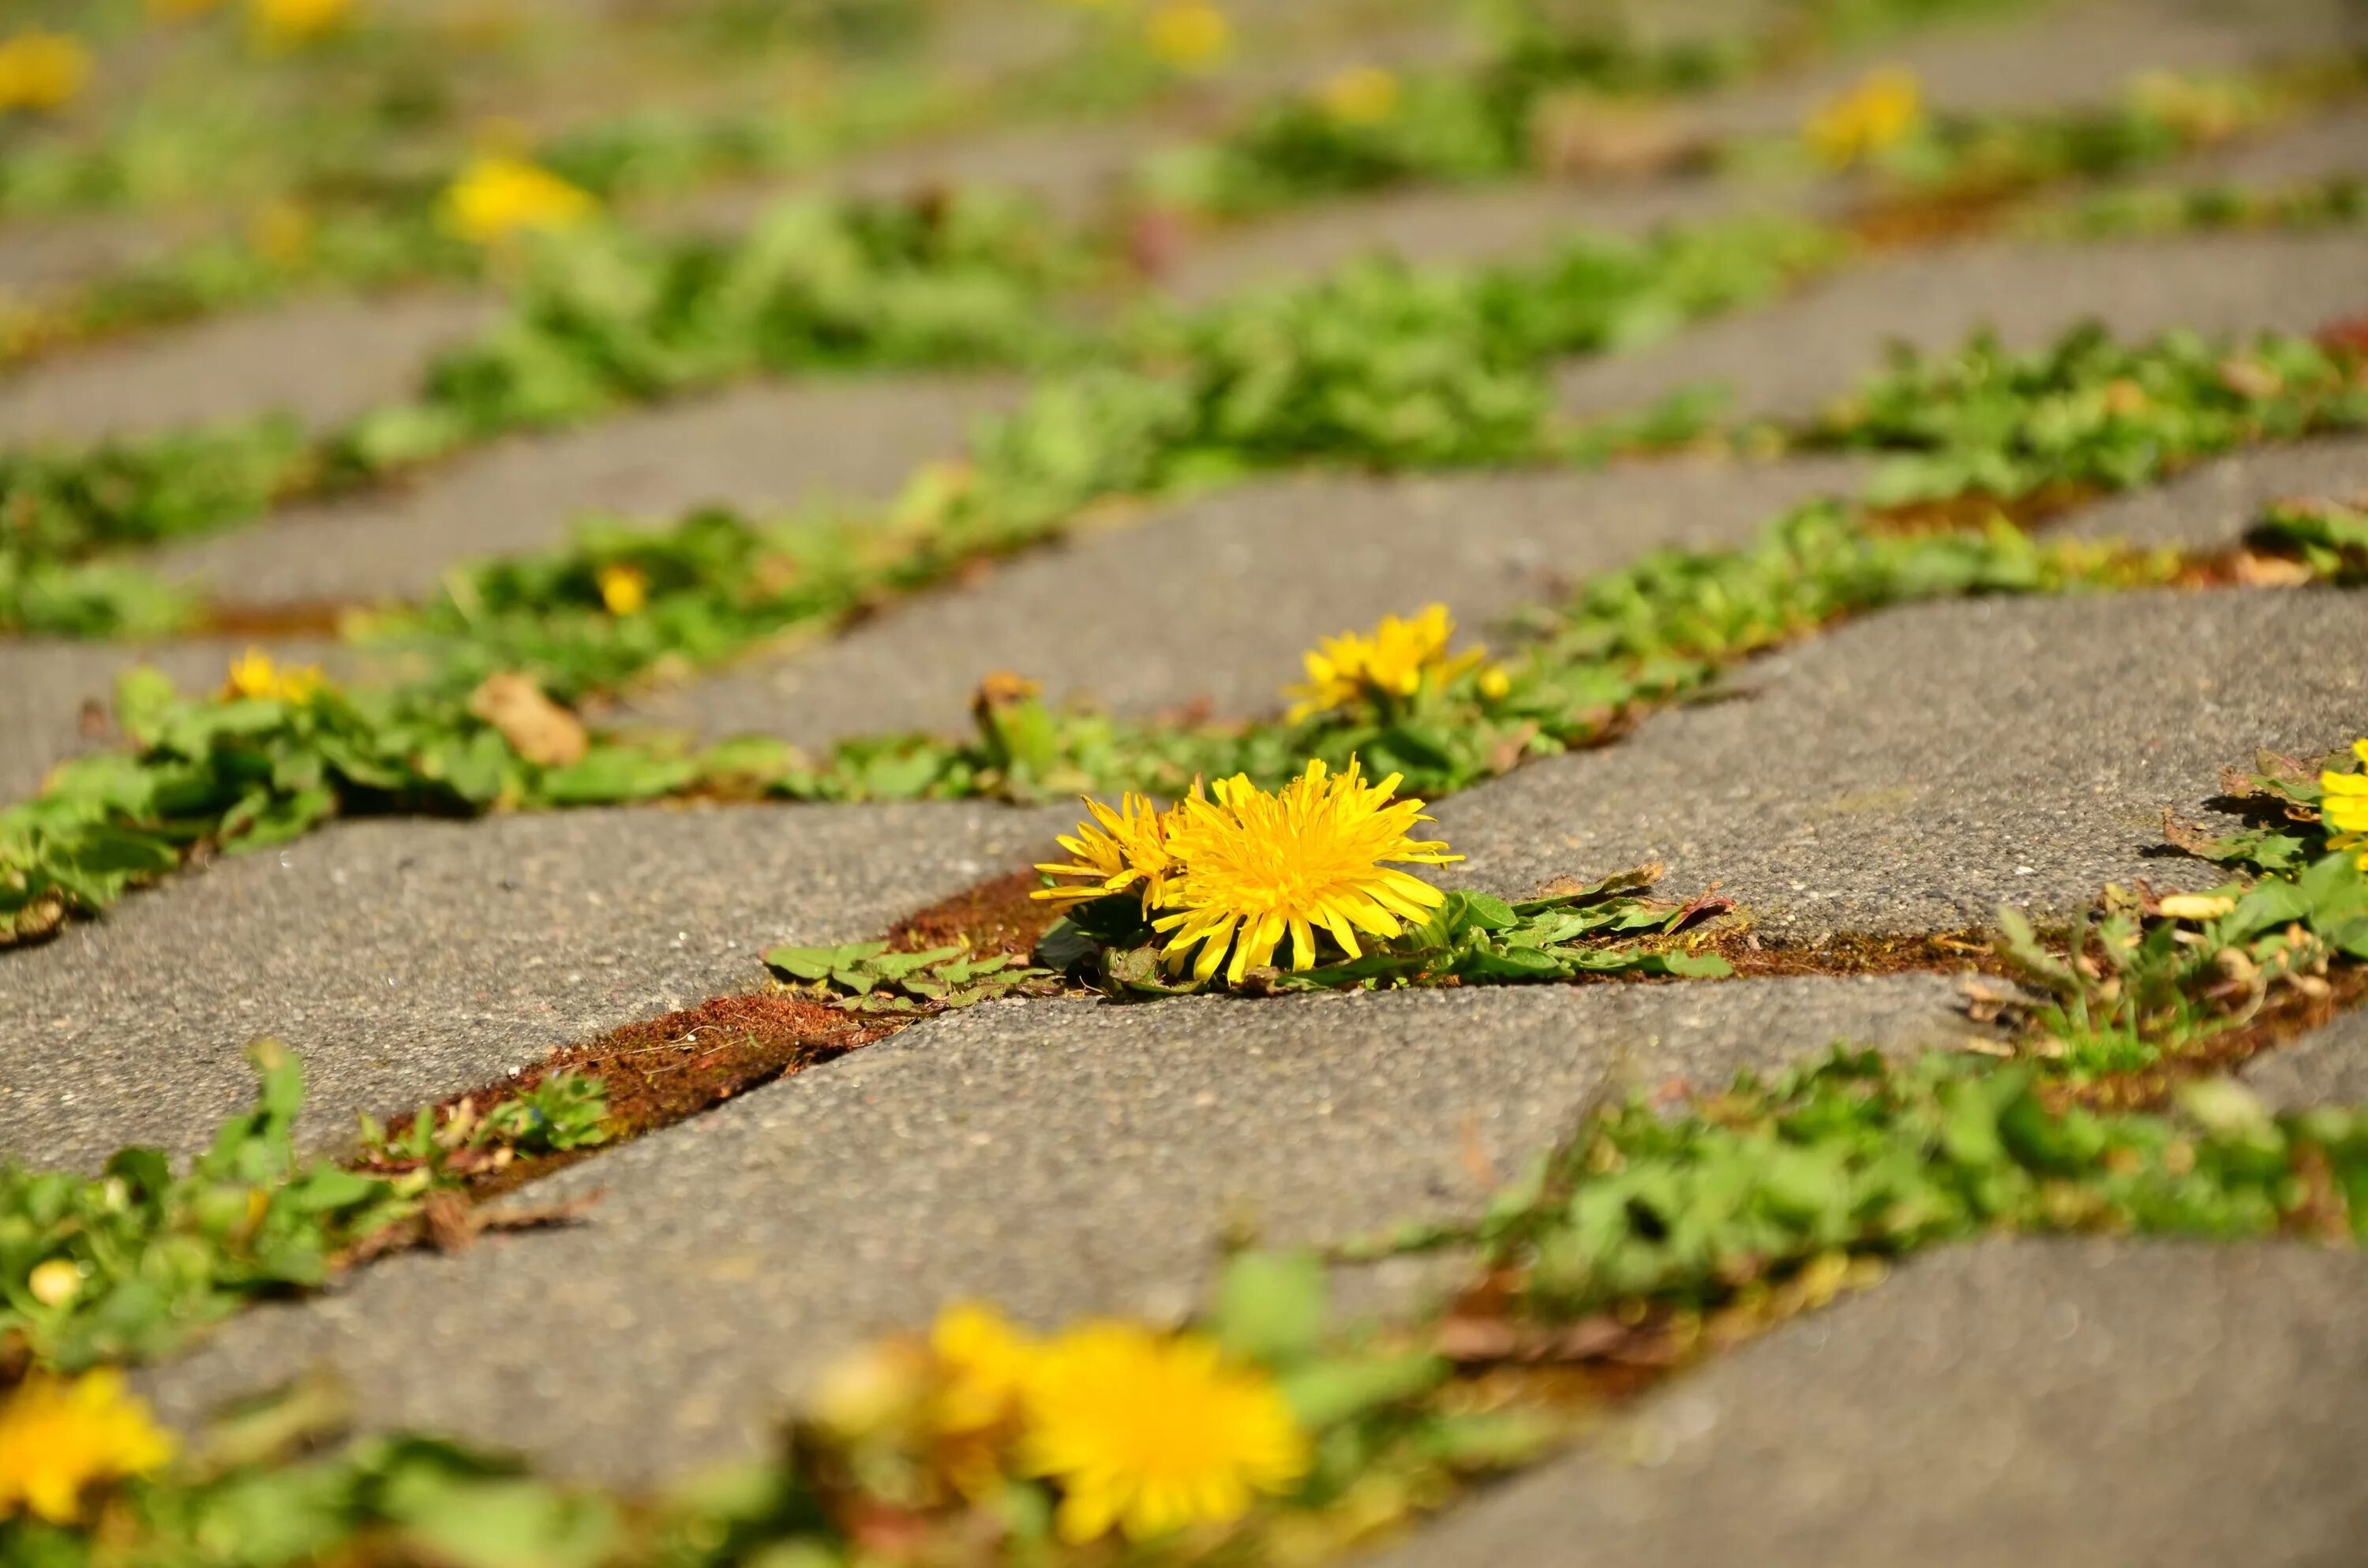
1819,323,2368,502
357,1071,612,1173
1476,1047,2368,1323
0,1044,414,1372
761,940,1059,1012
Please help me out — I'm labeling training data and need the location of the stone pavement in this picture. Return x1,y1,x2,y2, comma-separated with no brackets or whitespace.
1359,1238,2368,1568
2,0,2367,1559
137,975,1999,1482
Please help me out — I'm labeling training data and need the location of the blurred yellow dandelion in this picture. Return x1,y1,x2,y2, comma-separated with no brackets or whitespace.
1146,1,1229,69
222,648,326,704
0,1372,174,1524
1032,792,1181,911
1021,1320,1307,1543
931,1300,1038,1434
2322,739,2368,866
1285,603,1483,720
596,563,648,616
1804,65,1923,167
250,0,354,45
0,32,91,114
1155,757,1459,983
1317,65,1399,125
27,1259,80,1307
440,155,597,245
246,200,314,265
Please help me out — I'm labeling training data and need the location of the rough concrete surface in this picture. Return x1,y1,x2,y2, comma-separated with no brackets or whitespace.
624,453,1876,747
1557,230,2368,423
1689,0,2368,140
2242,1005,2368,1110
2064,433,2368,549
152,373,1021,609
1360,1238,2368,1568
0,801,1073,1170
0,290,498,445
137,974,1998,1481
1431,588,2368,936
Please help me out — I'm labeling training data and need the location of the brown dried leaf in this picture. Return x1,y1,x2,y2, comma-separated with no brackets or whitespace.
469,673,588,768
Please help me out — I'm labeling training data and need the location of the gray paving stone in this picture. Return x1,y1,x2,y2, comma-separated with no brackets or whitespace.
1431,587,2368,937
622,453,1877,747
2242,1006,2368,1110
0,210,194,298
1557,229,2368,424
2063,433,2368,550
2140,103,2368,191
1160,180,1774,307
136,973,1998,1482
152,372,1021,609
0,290,498,446
0,636,351,803
1361,1237,2368,1568
0,800,1073,1172
1689,0,2368,142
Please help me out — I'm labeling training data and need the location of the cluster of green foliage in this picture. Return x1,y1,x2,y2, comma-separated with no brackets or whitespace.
355,1071,612,1174
1471,1047,2368,1325
6,318,2356,943
2021,174,2368,241
359,211,1838,690
762,939,1061,1012
2255,492,2368,580
1144,0,2040,215
0,189,1088,637
0,1044,414,1372
1739,58,2367,194
1812,323,2368,501
0,1039,612,1375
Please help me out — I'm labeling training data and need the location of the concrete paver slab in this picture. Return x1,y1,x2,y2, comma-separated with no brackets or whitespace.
1359,1237,2368,1568
137,973,1996,1481
624,454,1877,747
1556,230,2368,423
1432,588,2368,936
0,291,498,446
0,800,1072,1169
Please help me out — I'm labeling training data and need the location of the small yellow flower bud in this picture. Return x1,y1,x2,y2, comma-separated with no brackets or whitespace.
1145,1,1228,69
596,563,649,616
28,1259,81,1307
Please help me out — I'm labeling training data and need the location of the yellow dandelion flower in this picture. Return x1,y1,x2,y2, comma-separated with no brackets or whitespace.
1146,1,1229,69
222,647,326,704
0,32,91,114
1021,1320,1307,1544
1317,65,1399,126
0,1372,174,1524
932,1300,1038,1434
1154,757,1460,984
246,199,314,265
1477,664,1512,702
1032,791,1182,911
1804,65,1924,168
2322,739,2368,866
440,155,597,245
1285,603,1483,721
596,563,649,616
250,0,353,45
